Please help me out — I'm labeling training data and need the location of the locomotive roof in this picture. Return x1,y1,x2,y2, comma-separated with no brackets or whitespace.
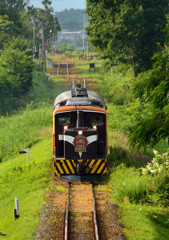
54,87,106,110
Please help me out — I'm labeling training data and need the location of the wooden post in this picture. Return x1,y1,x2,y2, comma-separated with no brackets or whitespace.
14,197,19,220
19,148,30,163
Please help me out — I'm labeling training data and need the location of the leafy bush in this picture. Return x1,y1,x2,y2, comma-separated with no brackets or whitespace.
142,150,169,175
130,48,169,150
141,150,169,205
110,151,169,206
147,171,169,205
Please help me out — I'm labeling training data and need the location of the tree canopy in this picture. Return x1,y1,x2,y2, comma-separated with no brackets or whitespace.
86,0,169,76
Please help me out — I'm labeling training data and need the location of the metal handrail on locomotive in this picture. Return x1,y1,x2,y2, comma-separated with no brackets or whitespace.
52,80,107,182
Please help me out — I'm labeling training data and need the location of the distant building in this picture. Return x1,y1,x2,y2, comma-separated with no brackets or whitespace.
58,30,86,40
57,30,88,51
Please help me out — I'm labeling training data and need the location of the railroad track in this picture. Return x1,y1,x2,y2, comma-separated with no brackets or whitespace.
49,61,75,76
64,182,99,240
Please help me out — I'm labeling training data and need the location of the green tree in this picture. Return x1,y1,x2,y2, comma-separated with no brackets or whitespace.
0,37,33,114
86,0,168,76
0,0,29,11
0,15,14,49
32,8,60,50
42,0,52,13
0,0,31,48
130,47,169,149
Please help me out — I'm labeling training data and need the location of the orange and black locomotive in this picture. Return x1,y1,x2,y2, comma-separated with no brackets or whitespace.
52,81,107,181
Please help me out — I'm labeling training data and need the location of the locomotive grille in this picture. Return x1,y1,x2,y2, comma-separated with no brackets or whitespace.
54,159,107,175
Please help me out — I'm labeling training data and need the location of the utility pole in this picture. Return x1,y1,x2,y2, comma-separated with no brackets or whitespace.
83,12,85,52
33,23,36,58
42,20,46,72
32,16,37,59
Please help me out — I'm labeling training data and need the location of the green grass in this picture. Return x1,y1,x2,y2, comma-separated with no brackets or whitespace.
122,204,169,240
0,137,52,239
0,107,52,162
74,56,103,81
56,186,67,192
28,69,69,106
109,164,150,204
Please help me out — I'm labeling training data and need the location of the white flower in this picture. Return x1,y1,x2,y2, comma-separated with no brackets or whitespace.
150,169,157,174
158,166,163,173
147,165,151,170
153,150,158,155
154,163,159,168
142,168,147,175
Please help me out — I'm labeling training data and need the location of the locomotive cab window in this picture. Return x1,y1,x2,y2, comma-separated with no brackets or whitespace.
55,112,76,157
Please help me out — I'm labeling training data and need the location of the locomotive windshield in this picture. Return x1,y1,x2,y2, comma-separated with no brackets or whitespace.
55,111,105,129
55,110,106,158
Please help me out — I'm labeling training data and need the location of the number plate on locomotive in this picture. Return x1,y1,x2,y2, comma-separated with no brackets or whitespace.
75,148,86,152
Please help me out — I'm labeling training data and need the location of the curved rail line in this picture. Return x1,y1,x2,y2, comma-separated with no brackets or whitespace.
64,182,99,240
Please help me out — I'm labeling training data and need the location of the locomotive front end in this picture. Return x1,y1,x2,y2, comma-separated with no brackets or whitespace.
53,82,107,182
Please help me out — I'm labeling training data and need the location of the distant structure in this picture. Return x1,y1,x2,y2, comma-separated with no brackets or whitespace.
57,30,88,51
58,30,86,40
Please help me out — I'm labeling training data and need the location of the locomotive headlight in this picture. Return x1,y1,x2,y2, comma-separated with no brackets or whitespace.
93,125,97,130
64,125,68,130
78,130,83,135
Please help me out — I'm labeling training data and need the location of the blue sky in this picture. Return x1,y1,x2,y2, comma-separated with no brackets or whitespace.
29,0,86,11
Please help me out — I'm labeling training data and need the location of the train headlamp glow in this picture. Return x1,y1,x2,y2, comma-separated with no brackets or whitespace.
78,130,83,135
93,125,97,130
64,125,68,130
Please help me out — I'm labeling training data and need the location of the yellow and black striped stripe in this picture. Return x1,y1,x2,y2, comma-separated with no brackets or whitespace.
54,159,107,175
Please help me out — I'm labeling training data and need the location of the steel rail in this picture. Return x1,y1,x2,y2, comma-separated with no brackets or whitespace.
92,183,100,240
66,61,69,75
64,182,71,240
57,61,60,75
64,183,99,240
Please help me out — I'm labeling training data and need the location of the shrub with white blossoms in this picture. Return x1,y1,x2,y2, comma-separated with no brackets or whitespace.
142,150,169,175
